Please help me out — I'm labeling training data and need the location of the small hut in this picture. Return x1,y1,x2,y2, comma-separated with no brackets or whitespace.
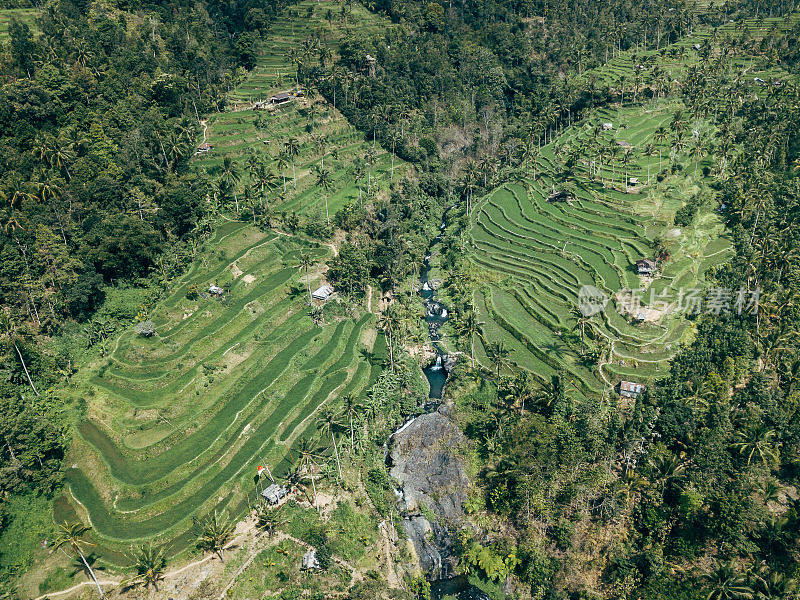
547,189,572,203
209,284,225,296
268,91,292,105
196,142,213,154
619,381,646,399
260,484,288,505
635,259,657,275
312,284,334,301
602,122,613,131
302,549,320,570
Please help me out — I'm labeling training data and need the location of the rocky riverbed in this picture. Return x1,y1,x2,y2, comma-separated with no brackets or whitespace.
389,403,469,579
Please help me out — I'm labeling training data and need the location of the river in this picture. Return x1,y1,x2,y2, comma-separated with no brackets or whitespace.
421,219,449,399
416,217,491,600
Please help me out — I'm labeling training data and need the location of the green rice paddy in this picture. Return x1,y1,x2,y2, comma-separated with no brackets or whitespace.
59,216,384,564
0,7,36,40
194,0,405,219
468,101,733,392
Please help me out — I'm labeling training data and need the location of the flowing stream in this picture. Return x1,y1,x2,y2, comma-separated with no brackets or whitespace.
416,217,489,600
421,218,449,399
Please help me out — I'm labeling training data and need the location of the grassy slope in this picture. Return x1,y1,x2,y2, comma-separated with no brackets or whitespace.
0,8,37,40
45,2,397,584
195,0,406,219
464,15,800,392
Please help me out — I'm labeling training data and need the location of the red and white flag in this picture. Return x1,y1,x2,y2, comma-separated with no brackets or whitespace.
257,465,266,477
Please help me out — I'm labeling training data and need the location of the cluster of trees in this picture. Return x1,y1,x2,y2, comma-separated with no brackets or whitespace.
430,11,800,600
0,0,298,588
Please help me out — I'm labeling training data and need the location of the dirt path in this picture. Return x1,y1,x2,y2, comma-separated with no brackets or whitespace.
377,520,401,588
366,284,373,313
200,119,208,143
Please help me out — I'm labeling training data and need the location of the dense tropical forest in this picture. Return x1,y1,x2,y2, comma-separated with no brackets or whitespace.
1,0,800,597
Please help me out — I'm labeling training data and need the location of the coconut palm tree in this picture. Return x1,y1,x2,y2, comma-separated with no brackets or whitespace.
702,562,753,600
316,407,343,479
276,149,289,193
296,437,323,508
196,511,234,562
731,424,779,468
284,137,300,188
341,394,359,452
219,156,241,214
315,166,333,227
378,307,403,373
485,341,511,380
654,125,668,172
296,251,314,305
457,309,482,368
351,159,366,204
53,522,104,598
255,504,287,536
125,543,167,592
1,309,39,396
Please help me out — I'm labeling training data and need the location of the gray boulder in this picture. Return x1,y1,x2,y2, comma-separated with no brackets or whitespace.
389,405,469,578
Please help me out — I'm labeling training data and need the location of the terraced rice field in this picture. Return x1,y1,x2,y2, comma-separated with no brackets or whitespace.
0,7,37,40
58,222,385,563
581,13,800,88
468,101,732,391
196,102,402,218
195,0,404,217
227,1,386,107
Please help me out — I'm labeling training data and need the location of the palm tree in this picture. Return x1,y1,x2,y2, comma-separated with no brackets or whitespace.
463,161,479,216
276,150,289,193
571,306,590,345
351,159,366,204
341,394,359,452
125,544,167,592
533,371,568,415
702,563,753,600
296,251,314,305
196,510,234,562
219,157,241,214
457,309,482,368
317,407,343,480
296,437,323,508
284,138,300,188
731,424,779,468
691,135,706,177
378,307,403,373
315,166,333,227
485,341,510,380
654,126,668,172
255,504,287,536
1,309,39,396
53,522,104,598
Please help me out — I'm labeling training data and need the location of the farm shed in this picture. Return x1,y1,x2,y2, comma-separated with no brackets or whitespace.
312,284,334,301
547,190,572,203
602,122,613,131
635,259,657,275
269,91,292,105
196,142,213,154
619,381,646,399
209,284,225,295
260,483,288,505
302,549,320,570
628,177,639,185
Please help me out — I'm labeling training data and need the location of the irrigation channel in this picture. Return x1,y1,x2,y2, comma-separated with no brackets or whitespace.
421,218,449,399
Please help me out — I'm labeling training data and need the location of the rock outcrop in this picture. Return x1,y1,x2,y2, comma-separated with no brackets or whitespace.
389,404,469,579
